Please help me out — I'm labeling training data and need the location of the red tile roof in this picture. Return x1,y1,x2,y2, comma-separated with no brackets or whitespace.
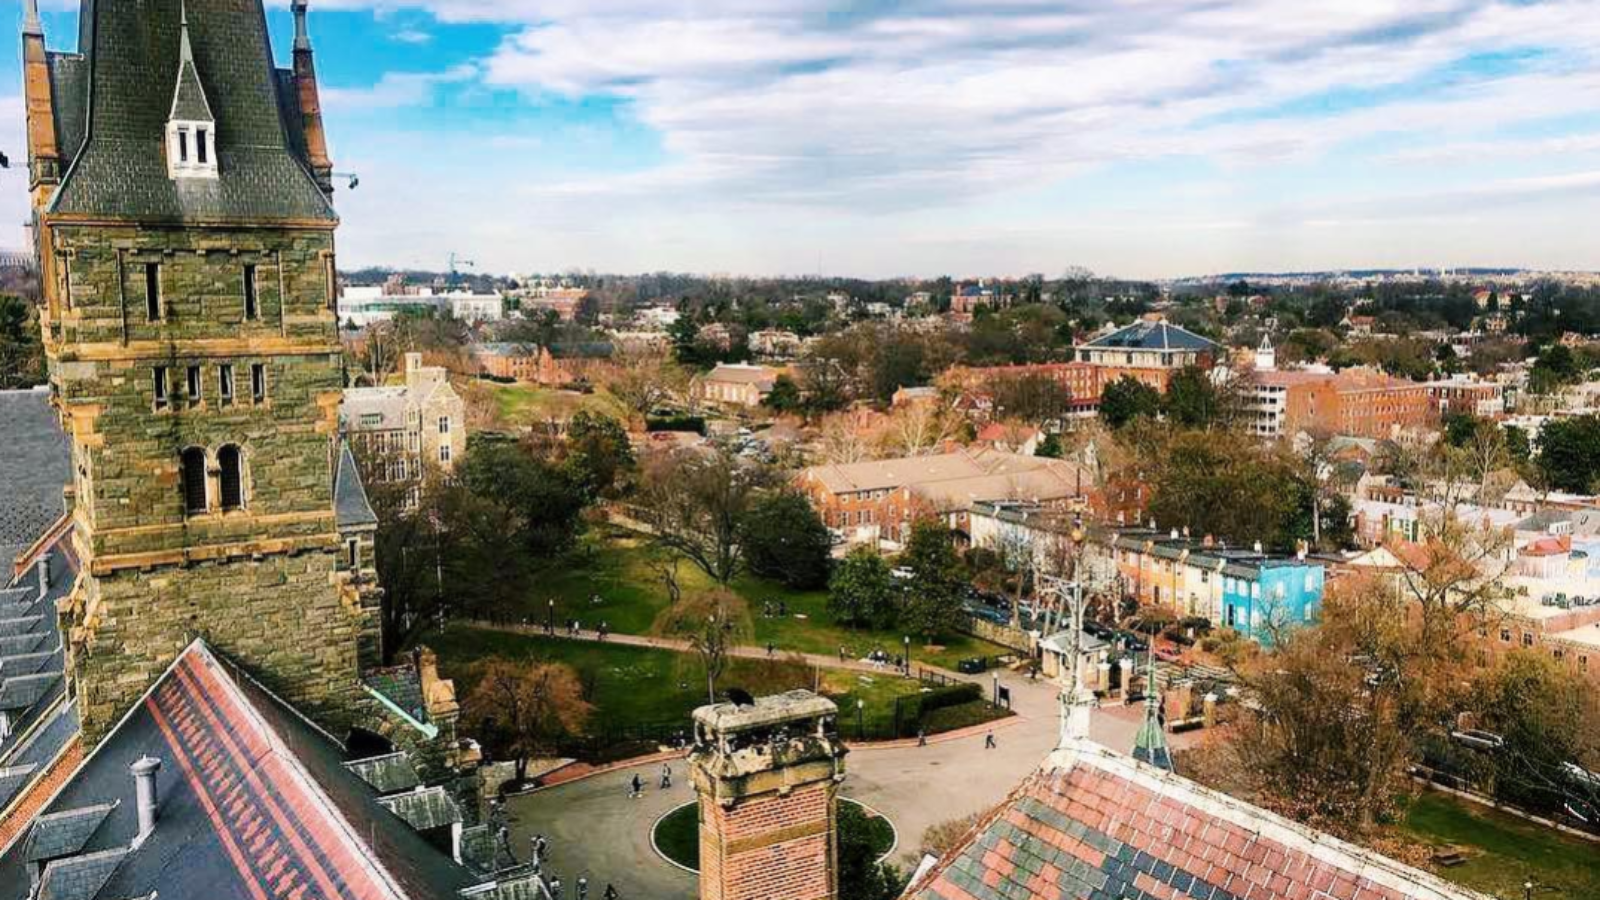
903,740,1484,900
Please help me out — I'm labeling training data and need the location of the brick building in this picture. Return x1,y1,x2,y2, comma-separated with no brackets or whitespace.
471,341,621,387
697,363,781,407
798,449,1090,547
1245,368,1434,440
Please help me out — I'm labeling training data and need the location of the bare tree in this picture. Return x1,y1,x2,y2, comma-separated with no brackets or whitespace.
653,589,754,704
463,658,592,783
635,447,769,584
817,410,880,464
647,548,684,606
880,402,957,457
983,524,1036,630
605,348,686,426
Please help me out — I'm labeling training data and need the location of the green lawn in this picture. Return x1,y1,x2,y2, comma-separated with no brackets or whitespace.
428,625,961,742
479,381,630,426
1400,791,1600,898
508,529,1011,671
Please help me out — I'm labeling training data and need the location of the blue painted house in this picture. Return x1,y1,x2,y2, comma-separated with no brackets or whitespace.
1220,557,1325,642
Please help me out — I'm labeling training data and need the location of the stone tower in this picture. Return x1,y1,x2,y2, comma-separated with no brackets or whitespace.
23,0,366,746
690,691,847,900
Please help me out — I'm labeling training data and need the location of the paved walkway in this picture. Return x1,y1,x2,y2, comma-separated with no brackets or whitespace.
501,656,1199,900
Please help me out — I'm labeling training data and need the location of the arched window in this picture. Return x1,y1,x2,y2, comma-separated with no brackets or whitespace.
181,447,208,514
218,444,245,511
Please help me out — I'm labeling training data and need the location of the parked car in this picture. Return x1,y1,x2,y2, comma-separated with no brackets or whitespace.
1153,644,1183,663
1084,621,1115,640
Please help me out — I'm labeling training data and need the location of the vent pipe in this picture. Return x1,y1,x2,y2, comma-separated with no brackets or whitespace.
131,756,162,847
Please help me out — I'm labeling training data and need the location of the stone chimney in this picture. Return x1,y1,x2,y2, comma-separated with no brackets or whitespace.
36,552,50,598
691,691,846,900
21,0,61,207
131,756,162,847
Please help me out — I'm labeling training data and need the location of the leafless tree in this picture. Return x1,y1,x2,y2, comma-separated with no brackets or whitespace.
634,447,770,584
654,589,755,704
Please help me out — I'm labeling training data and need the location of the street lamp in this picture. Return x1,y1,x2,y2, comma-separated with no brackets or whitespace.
903,635,911,675
856,698,866,740
547,598,555,635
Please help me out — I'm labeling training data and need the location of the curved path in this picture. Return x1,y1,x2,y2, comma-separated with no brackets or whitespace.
501,660,1181,899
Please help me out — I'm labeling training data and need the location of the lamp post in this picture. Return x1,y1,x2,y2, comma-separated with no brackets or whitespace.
1040,518,1094,745
856,698,866,740
547,598,555,635
903,635,911,676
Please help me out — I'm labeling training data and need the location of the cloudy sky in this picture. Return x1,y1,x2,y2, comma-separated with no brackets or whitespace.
3,0,1600,278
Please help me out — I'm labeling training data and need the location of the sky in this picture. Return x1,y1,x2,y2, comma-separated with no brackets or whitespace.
2,0,1599,279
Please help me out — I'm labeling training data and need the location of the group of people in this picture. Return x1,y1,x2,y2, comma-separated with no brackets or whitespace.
759,599,789,618
628,763,674,799
530,834,620,900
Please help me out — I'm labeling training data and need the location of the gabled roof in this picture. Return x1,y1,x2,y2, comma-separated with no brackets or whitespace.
167,4,214,122
0,389,71,574
1082,320,1219,353
903,738,1485,900
0,641,539,900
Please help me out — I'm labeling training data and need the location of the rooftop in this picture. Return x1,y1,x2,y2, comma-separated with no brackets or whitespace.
1081,321,1219,353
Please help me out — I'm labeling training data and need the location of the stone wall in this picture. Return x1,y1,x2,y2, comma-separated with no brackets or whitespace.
69,549,364,747
962,613,1036,655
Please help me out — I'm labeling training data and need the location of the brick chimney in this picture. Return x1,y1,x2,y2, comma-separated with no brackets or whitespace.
691,691,846,900
291,0,334,196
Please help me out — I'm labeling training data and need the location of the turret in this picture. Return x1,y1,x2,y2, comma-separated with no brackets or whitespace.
291,0,335,196
21,0,60,207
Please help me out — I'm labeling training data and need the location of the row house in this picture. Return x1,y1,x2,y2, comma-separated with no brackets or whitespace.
1424,377,1506,418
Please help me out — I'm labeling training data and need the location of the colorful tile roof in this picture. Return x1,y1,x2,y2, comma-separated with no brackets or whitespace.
904,739,1484,900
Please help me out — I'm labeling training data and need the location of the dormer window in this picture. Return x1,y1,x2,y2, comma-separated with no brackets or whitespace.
166,4,218,180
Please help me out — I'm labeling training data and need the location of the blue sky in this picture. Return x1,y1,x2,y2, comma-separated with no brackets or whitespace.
3,0,1599,278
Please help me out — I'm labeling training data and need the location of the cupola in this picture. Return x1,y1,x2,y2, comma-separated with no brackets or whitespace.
166,1,218,180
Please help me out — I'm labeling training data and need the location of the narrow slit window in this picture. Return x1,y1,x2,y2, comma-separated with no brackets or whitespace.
196,128,208,165
144,263,162,321
243,264,259,320
177,129,189,163
251,363,266,404
186,365,202,408
153,367,169,410
219,364,234,406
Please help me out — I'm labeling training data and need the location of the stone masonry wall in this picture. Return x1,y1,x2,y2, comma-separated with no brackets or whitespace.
699,781,837,900
71,549,363,747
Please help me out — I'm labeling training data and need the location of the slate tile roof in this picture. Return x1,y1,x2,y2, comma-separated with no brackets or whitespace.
44,0,333,222
903,740,1485,900
0,641,545,900
1082,321,1219,353
334,441,379,530
0,389,71,574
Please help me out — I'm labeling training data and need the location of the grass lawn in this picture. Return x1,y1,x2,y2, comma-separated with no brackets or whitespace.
508,528,1012,671
428,625,981,742
1399,791,1600,898
478,381,630,427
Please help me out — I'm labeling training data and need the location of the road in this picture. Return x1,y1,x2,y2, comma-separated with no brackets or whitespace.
501,656,1195,899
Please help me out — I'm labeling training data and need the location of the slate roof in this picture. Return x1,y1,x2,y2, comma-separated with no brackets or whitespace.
0,641,543,900
334,441,379,530
0,389,71,574
1082,321,1219,353
44,0,334,222
903,738,1485,900
341,387,412,431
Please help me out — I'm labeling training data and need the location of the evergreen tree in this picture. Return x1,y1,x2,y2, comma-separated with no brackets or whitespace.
741,490,832,590
900,519,968,644
1098,376,1162,429
828,546,896,629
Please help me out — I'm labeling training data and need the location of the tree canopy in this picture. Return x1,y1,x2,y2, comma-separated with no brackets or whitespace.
741,490,833,590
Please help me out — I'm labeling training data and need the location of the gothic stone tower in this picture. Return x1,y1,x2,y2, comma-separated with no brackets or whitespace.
23,0,362,746
690,691,847,900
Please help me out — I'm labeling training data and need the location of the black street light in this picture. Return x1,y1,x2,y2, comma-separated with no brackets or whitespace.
903,635,911,675
547,598,555,635
856,698,866,740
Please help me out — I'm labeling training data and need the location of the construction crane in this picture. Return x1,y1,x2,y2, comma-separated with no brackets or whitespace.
447,252,475,288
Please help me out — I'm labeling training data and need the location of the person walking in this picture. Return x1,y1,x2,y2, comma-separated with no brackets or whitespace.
660,763,672,789
917,727,927,747
577,877,588,900
766,641,775,657
604,885,619,900
984,731,997,750
549,877,562,900
630,773,643,798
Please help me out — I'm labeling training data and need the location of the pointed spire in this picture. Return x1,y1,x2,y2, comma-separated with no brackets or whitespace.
22,0,42,36
292,0,311,51
178,0,194,63
1132,650,1173,772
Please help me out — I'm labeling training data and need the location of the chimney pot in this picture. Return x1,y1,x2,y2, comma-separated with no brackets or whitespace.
131,756,162,846
36,553,51,598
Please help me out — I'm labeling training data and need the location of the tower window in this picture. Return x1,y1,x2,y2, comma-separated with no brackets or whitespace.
145,263,162,321
219,364,235,406
243,264,259,320
251,363,266,404
153,367,169,410
177,129,189,163
181,447,208,514
187,365,202,408
218,444,244,511
197,128,209,165
438,416,451,435
439,443,452,465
